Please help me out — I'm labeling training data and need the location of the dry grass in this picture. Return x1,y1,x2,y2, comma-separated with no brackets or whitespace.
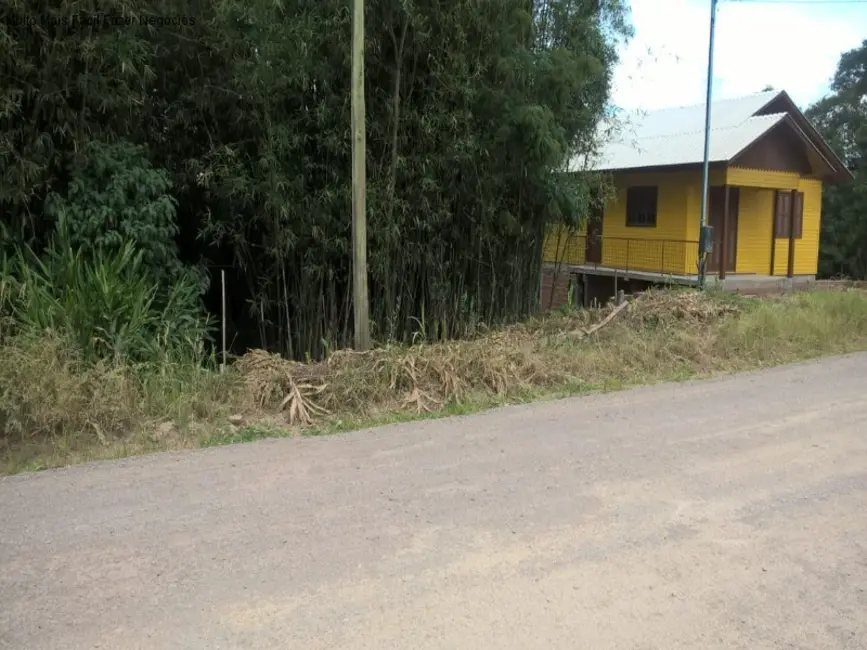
3,288,867,474
0,330,240,472
234,287,867,427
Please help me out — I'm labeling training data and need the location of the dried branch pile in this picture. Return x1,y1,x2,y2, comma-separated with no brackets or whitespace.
235,290,744,427
626,289,743,327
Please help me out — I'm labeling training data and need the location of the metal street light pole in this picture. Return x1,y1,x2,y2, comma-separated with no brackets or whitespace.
697,0,718,290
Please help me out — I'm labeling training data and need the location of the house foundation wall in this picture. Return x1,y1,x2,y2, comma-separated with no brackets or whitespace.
539,268,573,311
539,266,817,313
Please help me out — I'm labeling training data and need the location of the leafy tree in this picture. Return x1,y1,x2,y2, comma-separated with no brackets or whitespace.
190,0,631,356
1,0,632,359
807,39,867,279
44,140,194,288
0,0,156,244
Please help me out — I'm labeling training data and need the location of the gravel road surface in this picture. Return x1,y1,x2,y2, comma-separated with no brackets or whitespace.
2,354,867,649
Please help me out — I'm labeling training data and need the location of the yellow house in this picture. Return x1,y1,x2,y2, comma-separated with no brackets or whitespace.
541,90,852,307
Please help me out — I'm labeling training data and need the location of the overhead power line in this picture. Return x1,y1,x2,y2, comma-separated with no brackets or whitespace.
727,0,867,5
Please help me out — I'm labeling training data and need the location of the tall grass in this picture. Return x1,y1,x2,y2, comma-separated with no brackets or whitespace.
0,234,237,470
2,232,211,364
715,290,867,363
3,284,867,475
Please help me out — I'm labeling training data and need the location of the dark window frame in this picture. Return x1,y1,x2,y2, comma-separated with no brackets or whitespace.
625,186,658,228
774,190,803,239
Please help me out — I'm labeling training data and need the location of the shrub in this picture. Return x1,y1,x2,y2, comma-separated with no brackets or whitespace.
43,139,202,290
1,220,220,467
2,230,212,364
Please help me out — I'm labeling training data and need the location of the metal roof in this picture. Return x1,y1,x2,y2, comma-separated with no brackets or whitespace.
591,112,789,171
572,91,789,172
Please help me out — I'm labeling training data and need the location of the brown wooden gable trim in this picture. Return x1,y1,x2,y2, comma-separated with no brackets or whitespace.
755,91,853,182
730,122,813,175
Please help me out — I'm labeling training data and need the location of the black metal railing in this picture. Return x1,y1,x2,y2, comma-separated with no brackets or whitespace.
546,234,701,276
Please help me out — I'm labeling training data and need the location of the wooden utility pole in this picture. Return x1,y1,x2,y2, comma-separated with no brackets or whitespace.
697,0,719,289
351,0,371,350
719,185,729,281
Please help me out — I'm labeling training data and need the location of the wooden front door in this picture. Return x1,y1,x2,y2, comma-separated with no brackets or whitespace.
585,203,603,264
707,187,739,274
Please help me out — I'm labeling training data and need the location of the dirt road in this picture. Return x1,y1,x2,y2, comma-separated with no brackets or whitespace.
2,355,867,649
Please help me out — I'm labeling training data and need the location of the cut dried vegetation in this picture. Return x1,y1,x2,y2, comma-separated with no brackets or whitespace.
4,288,867,474
233,288,861,432
236,331,554,426
625,288,744,327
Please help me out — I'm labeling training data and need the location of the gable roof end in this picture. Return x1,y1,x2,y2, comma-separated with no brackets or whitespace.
576,90,853,182
754,90,853,182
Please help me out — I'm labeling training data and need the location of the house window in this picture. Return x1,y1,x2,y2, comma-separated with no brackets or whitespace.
626,186,658,227
774,191,803,239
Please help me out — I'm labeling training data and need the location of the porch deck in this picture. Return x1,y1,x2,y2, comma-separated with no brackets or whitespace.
543,261,816,294
543,227,816,291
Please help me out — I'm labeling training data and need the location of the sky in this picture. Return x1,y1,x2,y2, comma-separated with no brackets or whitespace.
611,0,867,113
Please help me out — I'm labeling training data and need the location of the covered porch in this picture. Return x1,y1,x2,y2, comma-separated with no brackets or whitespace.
543,260,814,291
540,259,815,311
540,173,818,309
705,167,818,283
542,170,817,282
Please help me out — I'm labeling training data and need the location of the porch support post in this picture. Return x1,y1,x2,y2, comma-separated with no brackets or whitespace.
787,189,796,279
719,185,730,280
769,194,776,276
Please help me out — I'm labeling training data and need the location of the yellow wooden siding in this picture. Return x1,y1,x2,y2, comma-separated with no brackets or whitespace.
734,187,775,274
726,167,801,190
771,238,789,275
542,167,822,277
682,170,728,241
542,171,719,274
726,168,822,275
770,178,822,276
604,172,690,240
603,172,694,273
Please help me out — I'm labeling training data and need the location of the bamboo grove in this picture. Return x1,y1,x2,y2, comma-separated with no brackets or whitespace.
1,0,632,360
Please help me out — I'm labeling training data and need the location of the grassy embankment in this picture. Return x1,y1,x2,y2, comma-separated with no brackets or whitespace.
2,288,867,474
